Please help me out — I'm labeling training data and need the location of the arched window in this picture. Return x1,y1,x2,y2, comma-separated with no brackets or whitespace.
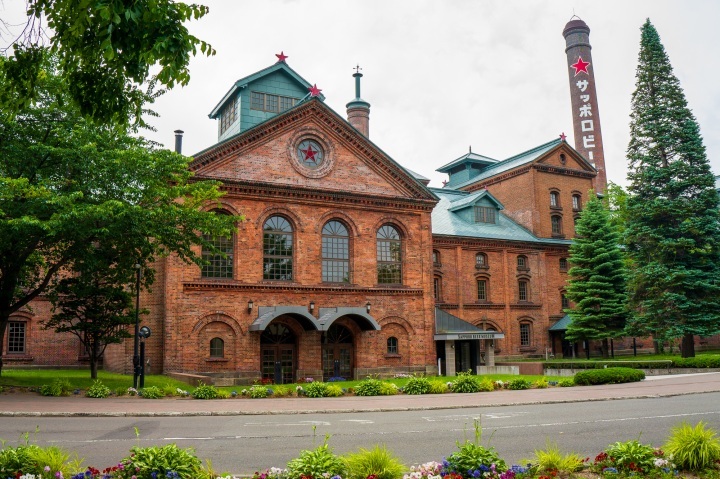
559,257,568,271
377,225,402,284
561,292,570,310
477,279,488,301
518,280,529,302
210,337,224,358
432,250,440,266
475,252,488,269
551,215,563,235
517,255,528,270
322,220,349,283
550,191,560,208
519,322,532,347
434,276,442,301
201,213,233,278
263,216,293,280
572,194,582,211
387,337,398,354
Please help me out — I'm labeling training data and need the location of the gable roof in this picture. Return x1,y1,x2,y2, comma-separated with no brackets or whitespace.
430,187,571,245
446,139,595,190
436,151,499,173
208,62,325,119
447,189,504,212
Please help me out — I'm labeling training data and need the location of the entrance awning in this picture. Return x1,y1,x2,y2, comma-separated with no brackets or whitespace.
318,307,381,331
434,307,505,341
249,306,319,332
549,314,572,331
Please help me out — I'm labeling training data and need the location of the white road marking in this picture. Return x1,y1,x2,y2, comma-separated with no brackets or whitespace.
341,419,374,424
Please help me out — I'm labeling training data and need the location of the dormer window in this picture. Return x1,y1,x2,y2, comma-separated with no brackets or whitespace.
251,91,298,113
474,206,497,224
219,97,238,135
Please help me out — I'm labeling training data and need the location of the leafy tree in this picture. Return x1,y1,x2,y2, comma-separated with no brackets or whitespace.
0,53,239,375
565,194,628,358
1,0,214,124
624,20,720,357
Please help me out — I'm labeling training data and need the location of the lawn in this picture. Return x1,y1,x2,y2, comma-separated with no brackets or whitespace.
0,369,192,392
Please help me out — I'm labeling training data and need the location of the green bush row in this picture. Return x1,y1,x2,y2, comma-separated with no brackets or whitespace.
545,355,720,370
573,367,645,385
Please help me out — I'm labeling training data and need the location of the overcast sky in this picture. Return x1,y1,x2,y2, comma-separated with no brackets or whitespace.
3,0,719,188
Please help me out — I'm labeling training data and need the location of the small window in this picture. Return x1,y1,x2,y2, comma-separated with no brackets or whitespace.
220,96,238,135
432,250,440,266
572,194,582,211
520,323,531,347
550,191,559,208
387,337,398,354
559,153,566,164
474,206,497,224
517,255,528,270
559,258,568,271
561,293,569,310
210,337,224,358
7,321,26,354
518,280,529,302
434,276,442,301
551,215,563,235
476,253,488,268
477,279,487,301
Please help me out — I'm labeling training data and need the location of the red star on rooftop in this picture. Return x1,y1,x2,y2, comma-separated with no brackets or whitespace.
275,51,288,63
301,145,318,163
571,56,591,76
560,132,567,141
308,84,322,97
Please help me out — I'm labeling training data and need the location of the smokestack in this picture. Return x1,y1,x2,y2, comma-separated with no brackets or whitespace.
174,129,184,154
346,66,370,137
563,17,607,192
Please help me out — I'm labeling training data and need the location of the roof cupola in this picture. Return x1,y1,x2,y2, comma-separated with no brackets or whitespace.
346,65,371,137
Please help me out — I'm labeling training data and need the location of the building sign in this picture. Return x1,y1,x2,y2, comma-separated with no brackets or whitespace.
434,332,505,341
572,62,596,163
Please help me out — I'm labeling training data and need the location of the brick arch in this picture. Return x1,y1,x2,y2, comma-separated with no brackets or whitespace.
9,311,34,320
192,312,244,336
255,207,304,232
315,211,361,237
516,315,537,324
201,201,242,216
373,217,412,240
470,319,502,332
378,316,416,336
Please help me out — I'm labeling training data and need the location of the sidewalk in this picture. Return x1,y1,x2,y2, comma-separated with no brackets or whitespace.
1,372,719,418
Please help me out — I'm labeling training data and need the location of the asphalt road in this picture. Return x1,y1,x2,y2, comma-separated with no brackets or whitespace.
1,392,719,475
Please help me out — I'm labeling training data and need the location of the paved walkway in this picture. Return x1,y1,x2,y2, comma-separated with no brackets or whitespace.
1,372,719,417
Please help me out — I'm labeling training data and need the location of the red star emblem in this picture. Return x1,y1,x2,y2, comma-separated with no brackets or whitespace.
275,51,288,63
301,145,318,163
571,56,591,76
308,84,322,97
560,132,567,141
442,180,448,187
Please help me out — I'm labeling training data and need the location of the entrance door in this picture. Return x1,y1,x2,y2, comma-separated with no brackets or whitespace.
454,340,479,374
260,323,296,384
322,324,353,380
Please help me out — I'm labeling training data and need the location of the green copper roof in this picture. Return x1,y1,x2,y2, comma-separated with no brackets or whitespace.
549,314,572,331
436,151,498,173
430,187,572,245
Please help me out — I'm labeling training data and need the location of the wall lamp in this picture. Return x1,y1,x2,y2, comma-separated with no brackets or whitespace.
247,300,254,313
309,301,315,312
366,301,371,314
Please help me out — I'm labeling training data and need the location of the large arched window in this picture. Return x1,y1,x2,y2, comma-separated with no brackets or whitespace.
377,225,402,284
263,216,293,280
210,337,224,358
201,215,233,278
322,220,349,283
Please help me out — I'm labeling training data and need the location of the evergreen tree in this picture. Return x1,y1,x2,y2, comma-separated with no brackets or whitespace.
624,20,720,357
565,195,628,358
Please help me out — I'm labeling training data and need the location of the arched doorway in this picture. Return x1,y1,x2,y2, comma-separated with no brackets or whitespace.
260,322,296,384
322,323,353,380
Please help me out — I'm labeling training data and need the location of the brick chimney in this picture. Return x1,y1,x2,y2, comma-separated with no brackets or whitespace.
346,67,370,137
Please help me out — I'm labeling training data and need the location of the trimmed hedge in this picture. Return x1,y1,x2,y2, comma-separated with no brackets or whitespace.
574,367,645,385
545,355,720,370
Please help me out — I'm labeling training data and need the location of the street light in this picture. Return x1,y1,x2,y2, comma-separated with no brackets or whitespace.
132,263,141,389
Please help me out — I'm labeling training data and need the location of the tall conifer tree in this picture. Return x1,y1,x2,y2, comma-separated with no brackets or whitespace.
625,20,720,357
565,195,628,358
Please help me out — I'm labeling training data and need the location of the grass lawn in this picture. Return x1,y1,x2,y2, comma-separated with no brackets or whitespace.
0,369,192,392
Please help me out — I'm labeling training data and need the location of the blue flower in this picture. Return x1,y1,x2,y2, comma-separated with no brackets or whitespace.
602,467,618,474
151,472,158,479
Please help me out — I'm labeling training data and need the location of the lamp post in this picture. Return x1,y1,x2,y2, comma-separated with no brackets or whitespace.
132,263,141,389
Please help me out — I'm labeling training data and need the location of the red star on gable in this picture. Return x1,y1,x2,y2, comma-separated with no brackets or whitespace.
308,84,322,97
301,145,318,163
560,132,567,141
275,51,288,63
571,56,591,76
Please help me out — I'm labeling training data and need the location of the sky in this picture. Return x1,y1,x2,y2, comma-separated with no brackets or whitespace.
2,0,719,189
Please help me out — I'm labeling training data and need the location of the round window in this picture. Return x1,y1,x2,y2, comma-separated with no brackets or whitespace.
296,139,324,170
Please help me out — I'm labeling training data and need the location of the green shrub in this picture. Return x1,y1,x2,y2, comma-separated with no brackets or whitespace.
85,379,111,398
558,378,574,387
216,389,231,399
574,367,645,385
162,383,179,397
443,422,506,477
140,386,164,399
604,440,658,473
119,444,203,479
304,381,329,398
529,440,583,473
325,384,344,397
404,376,431,395
664,422,720,471
249,385,269,398
451,371,480,393
379,382,399,395
428,380,449,394
354,378,383,396
343,444,406,479
272,385,294,397
506,378,532,390
287,437,346,479
672,356,720,368
192,382,219,400
533,377,549,389
0,443,81,479
39,378,73,397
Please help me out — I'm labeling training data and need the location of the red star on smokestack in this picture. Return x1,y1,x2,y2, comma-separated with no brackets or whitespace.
308,84,322,97
275,51,288,63
571,56,591,76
